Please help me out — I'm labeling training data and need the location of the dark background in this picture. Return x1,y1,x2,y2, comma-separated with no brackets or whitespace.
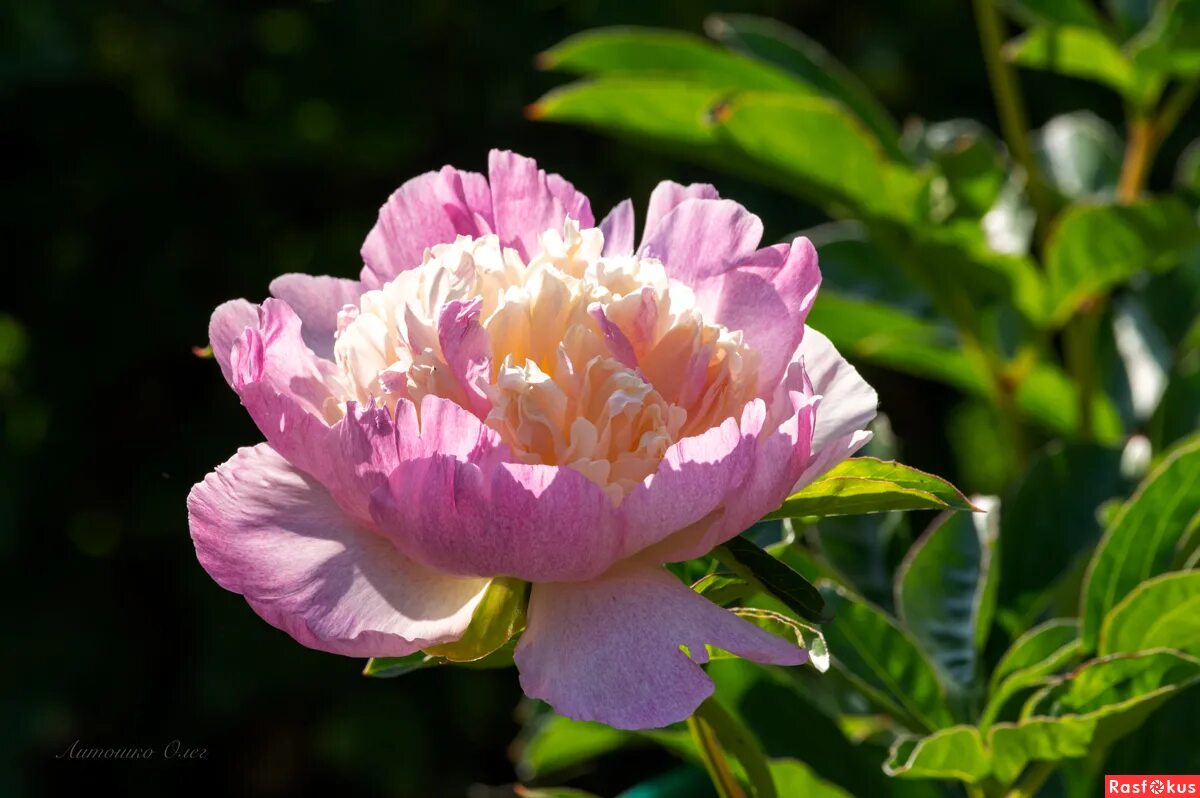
0,1,1181,796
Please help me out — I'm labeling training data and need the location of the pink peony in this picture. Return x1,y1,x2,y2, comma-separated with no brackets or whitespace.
188,150,876,730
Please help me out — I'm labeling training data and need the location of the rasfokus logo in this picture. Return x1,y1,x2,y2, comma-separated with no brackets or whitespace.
1107,776,1200,795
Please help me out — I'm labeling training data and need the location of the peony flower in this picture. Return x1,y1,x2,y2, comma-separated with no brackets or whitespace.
188,150,876,730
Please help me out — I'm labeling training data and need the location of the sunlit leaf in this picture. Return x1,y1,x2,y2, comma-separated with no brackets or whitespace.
988,650,1200,783
1005,25,1150,103
768,457,975,520
883,726,990,782
1100,570,1200,657
1129,0,1200,77
715,91,920,221
1081,437,1200,649
362,651,442,678
426,577,527,662
981,619,1084,729
704,13,901,154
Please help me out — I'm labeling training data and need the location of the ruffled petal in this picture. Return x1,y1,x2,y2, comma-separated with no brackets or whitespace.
209,299,259,386
488,150,594,260
268,274,363,360
360,165,494,288
598,198,635,256
373,396,623,582
514,561,807,730
638,198,763,282
231,299,395,523
642,181,719,243
188,443,490,657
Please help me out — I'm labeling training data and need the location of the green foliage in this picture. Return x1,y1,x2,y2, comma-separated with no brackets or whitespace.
768,458,976,519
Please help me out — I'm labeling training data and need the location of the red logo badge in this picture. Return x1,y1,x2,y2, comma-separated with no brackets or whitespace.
1106,776,1200,795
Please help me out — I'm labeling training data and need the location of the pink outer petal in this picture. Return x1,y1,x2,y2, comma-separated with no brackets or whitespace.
488,150,594,260
642,181,719,243
209,299,259,386
792,326,877,490
514,560,807,730
231,299,395,524
360,165,494,289
648,361,820,563
268,274,363,360
598,199,635,256
618,415,756,558
637,198,763,282
188,443,490,657
373,396,623,582
714,237,822,392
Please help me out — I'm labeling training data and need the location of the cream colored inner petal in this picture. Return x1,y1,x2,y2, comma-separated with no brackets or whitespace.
327,220,760,503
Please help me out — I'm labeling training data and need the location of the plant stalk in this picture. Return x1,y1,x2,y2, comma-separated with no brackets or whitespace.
689,698,777,798
972,0,1052,226
687,705,747,798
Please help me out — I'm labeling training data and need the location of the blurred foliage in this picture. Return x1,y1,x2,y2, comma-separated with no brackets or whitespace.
5,0,1200,796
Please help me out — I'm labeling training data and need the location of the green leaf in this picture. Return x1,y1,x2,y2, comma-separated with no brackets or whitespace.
1044,198,1200,327
1106,0,1156,37
819,581,956,732
1005,25,1146,101
706,658,895,796
988,650,1200,783
883,726,990,782
1128,0,1200,77
531,77,725,151
1100,570,1200,657
906,119,1007,217
715,92,919,221
768,457,975,520
361,651,442,678
515,715,635,780
538,27,803,91
767,758,854,798
990,619,1082,693
806,293,985,393
981,619,1084,730
997,443,1129,630
1035,111,1123,200
716,535,825,623
895,506,997,687
691,573,754,606
703,14,901,154
803,223,932,314
1081,437,1200,649
1014,362,1125,442
426,577,527,662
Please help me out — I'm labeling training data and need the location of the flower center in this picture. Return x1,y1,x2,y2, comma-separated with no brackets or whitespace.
329,221,760,502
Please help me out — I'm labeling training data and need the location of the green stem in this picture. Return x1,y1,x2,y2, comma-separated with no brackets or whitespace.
1005,761,1056,798
1063,304,1100,441
691,698,777,798
1156,78,1200,147
687,706,747,798
972,0,1052,227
